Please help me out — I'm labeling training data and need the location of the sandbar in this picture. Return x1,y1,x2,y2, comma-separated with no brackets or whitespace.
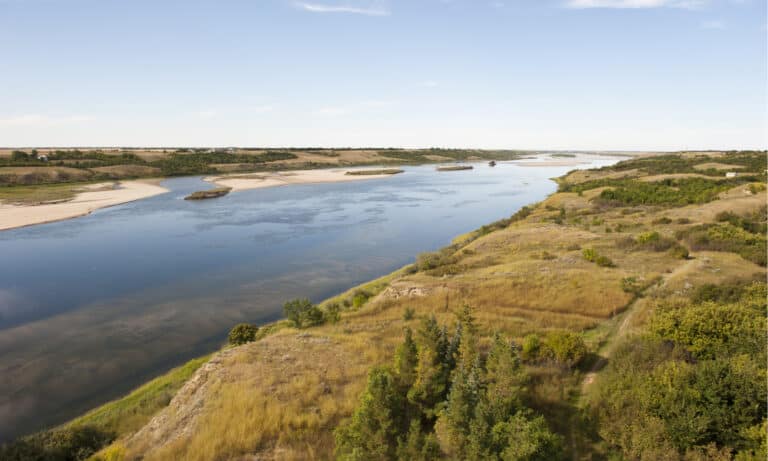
205,168,398,192
0,180,168,231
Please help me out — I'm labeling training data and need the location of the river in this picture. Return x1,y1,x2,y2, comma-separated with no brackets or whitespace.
0,155,621,440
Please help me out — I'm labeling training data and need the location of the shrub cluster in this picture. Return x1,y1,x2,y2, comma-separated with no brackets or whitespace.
0,425,114,461
594,282,767,459
228,323,259,346
582,248,615,267
596,178,737,207
616,231,689,259
283,298,325,328
676,222,766,266
518,331,587,368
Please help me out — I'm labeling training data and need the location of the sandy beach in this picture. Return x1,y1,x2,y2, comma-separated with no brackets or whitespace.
0,180,168,231
511,160,591,167
205,168,399,192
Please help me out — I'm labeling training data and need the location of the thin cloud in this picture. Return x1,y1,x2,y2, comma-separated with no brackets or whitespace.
0,114,94,126
295,1,390,16
250,105,274,114
565,0,704,9
314,100,396,116
700,20,726,29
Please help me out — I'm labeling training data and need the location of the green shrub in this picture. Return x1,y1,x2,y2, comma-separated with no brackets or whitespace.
543,331,587,368
650,300,764,359
0,426,115,461
595,255,615,267
594,178,736,207
620,277,642,295
636,231,660,244
284,298,324,328
583,248,615,267
417,247,458,272
652,216,673,225
228,323,259,346
521,334,541,361
715,209,767,235
325,303,341,324
351,290,372,309
403,307,416,321
619,231,688,257
582,248,598,262
668,245,689,259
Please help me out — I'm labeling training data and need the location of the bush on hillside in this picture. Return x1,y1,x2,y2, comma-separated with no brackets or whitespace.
0,426,115,461
542,331,587,368
228,323,259,346
284,298,324,328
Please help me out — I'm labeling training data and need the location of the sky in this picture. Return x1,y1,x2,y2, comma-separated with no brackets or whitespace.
0,0,765,150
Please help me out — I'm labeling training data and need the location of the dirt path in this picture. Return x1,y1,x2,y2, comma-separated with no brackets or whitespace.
578,257,697,401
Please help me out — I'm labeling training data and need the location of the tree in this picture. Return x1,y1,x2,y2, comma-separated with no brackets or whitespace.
396,420,441,461
394,327,419,391
436,359,481,458
408,316,451,419
483,334,526,418
335,367,407,460
11,150,29,161
228,323,258,346
496,413,562,461
283,298,324,328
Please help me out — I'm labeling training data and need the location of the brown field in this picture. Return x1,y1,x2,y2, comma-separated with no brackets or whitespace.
90,165,162,178
0,166,93,185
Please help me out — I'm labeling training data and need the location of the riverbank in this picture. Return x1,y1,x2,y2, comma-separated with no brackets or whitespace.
204,168,399,191
0,180,168,231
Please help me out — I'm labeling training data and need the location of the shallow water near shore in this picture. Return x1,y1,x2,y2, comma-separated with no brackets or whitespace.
0,156,620,440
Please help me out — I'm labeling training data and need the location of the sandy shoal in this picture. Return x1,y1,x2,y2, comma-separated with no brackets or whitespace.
205,168,398,192
0,180,169,231
511,160,591,167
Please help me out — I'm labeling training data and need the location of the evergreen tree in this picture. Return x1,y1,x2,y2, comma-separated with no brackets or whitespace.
437,358,482,458
394,327,419,391
455,305,478,372
396,419,441,461
484,334,526,419
335,367,407,460
445,322,462,372
408,316,451,419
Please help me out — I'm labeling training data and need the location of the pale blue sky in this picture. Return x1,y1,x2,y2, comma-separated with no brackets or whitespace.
0,0,765,150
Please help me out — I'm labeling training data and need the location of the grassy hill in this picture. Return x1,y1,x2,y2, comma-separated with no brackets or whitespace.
2,151,765,461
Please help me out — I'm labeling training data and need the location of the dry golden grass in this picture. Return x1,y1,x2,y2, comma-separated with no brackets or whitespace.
638,173,714,182
90,165,162,178
662,186,766,223
0,166,93,185
559,168,641,185
693,162,744,171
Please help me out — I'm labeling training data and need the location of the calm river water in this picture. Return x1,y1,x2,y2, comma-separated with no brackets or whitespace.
0,155,620,440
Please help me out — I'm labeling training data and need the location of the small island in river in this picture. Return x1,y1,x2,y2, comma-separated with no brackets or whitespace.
437,165,474,172
184,187,232,200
